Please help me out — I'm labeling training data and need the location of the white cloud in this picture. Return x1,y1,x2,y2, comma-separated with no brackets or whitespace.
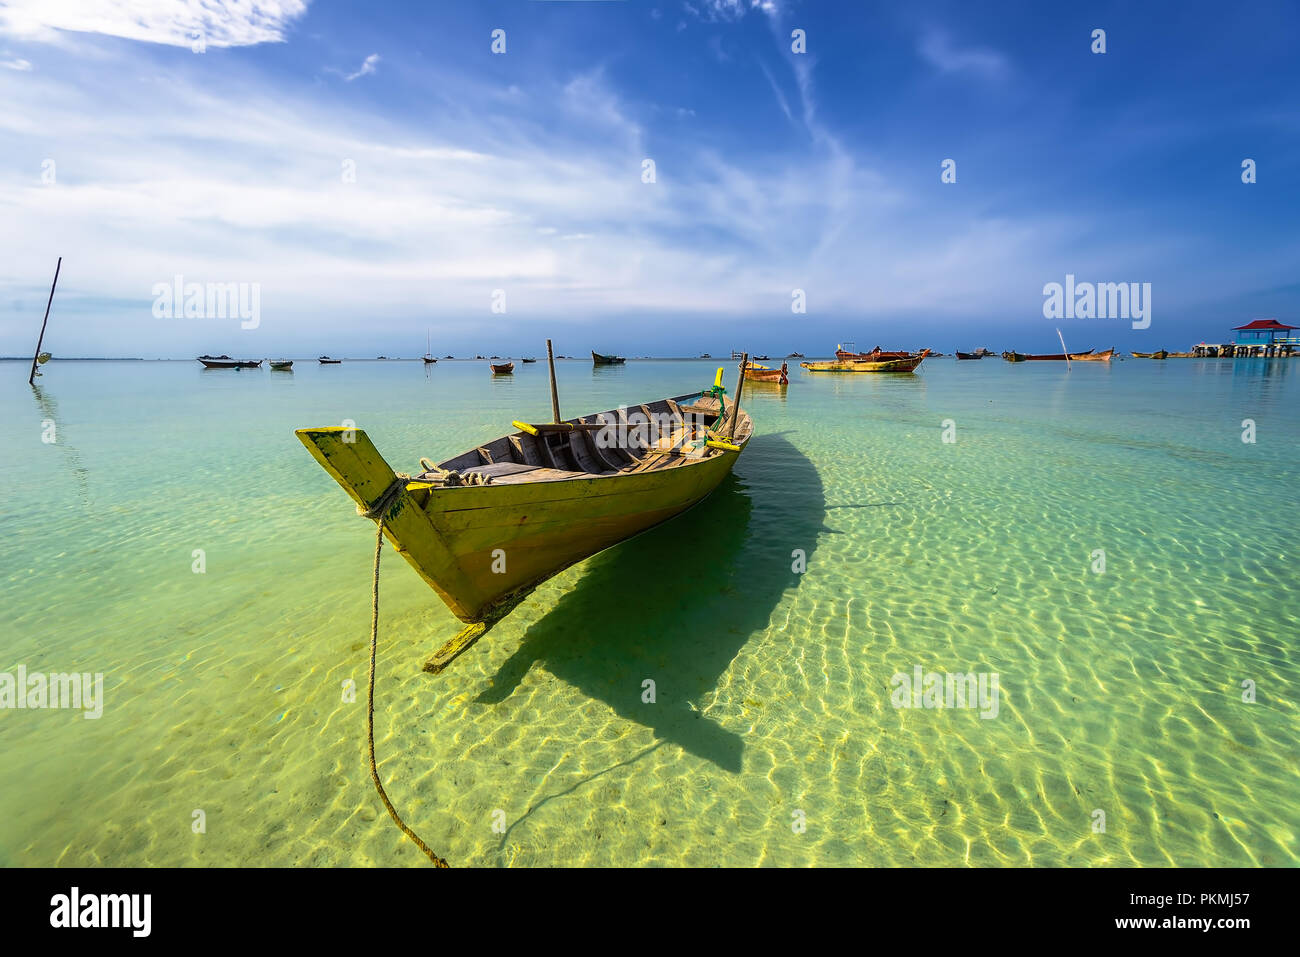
918,30,1009,79
343,52,379,82
1,55,31,70
0,0,309,48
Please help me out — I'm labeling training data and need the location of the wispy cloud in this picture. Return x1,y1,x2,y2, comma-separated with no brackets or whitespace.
1,56,32,70
343,52,379,82
917,30,1009,79
0,0,309,48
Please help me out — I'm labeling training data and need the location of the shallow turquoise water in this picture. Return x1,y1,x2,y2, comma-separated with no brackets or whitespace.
1,356,1296,866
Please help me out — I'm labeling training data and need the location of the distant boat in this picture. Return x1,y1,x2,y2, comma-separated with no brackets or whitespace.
754,354,770,361
444,355,454,359
521,357,538,363
319,356,342,364
1020,350,1090,361
1002,351,1027,362
423,330,437,364
1131,350,1168,359
1166,351,1195,358
592,351,626,364
270,360,294,370
1068,348,1115,362
700,353,712,359
198,356,261,369
490,362,514,375
955,351,984,360
787,352,804,359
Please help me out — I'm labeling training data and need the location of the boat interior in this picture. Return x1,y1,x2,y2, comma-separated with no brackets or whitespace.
414,393,753,487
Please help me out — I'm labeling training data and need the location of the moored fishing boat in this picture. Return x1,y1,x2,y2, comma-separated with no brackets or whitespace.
1166,351,1194,358
1131,350,1168,359
1068,348,1115,361
270,360,294,370
955,351,984,360
521,357,537,363
319,356,342,364
198,356,261,369
295,364,753,670
743,360,789,384
835,343,910,361
592,351,626,365
801,350,929,373
1023,349,1090,361
490,362,514,375
1002,351,1027,362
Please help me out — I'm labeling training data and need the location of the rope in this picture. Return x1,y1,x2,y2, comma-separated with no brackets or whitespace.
362,479,449,867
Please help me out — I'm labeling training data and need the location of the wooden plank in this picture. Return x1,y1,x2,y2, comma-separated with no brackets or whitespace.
509,434,543,466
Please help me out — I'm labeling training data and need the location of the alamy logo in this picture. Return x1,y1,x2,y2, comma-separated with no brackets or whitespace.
890,665,1000,719
50,887,151,937
0,667,104,718
152,274,260,329
1042,274,1151,329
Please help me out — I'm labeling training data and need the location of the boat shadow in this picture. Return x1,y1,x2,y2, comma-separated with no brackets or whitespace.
475,431,825,773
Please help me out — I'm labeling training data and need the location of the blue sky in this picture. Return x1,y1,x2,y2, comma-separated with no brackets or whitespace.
0,0,1296,357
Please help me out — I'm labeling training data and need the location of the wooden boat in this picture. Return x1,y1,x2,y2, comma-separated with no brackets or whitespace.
319,356,342,364
1131,350,1168,359
1068,348,1115,362
270,360,294,370
592,351,626,365
1023,349,1090,361
787,352,804,358
521,357,538,363
955,351,984,360
743,360,789,384
801,350,928,373
198,356,261,369
754,355,770,361
1166,351,1194,358
295,374,753,669
836,345,909,361
490,362,514,375
1002,351,1027,362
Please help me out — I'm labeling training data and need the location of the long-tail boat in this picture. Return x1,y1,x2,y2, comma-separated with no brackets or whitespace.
270,360,294,370
521,357,538,363
836,344,910,361
592,351,626,365
198,356,261,369
743,360,789,384
319,356,342,364
1166,351,1194,358
955,351,984,360
801,350,929,373
296,364,753,670
1068,348,1115,362
1002,351,1027,362
1024,349,1091,361
490,362,514,375
1131,350,1168,359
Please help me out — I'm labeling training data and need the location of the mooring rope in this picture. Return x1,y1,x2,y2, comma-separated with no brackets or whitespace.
360,478,449,867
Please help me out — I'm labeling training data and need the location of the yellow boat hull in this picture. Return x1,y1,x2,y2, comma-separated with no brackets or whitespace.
297,412,748,625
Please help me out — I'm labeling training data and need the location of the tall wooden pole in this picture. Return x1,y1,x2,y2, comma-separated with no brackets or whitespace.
546,338,561,423
29,257,62,385
1056,327,1071,371
726,352,748,438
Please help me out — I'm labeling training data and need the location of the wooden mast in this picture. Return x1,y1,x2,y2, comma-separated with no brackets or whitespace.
28,257,62,385
546,338,561,423
726,352,748,438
